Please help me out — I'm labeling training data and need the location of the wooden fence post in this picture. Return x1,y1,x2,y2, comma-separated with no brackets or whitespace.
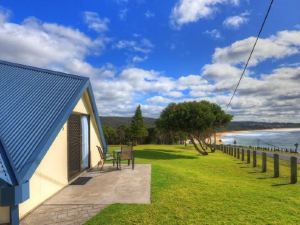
247,150,250,164
262,152,267,172
273,154,279,178
291,156,297,184
253,151,257,167
237,148,240,159
234,148,236,157
241,149,244,161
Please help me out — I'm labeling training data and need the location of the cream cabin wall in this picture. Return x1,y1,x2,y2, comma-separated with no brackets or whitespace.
17,90,103,220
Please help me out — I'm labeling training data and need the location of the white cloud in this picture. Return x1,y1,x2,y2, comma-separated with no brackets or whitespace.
114,38,154,54
170,0,240,29
132,55,148,63
0,16,109,77
83,11,109,33
165,91,183,98
212,30,300,66
0,7,10,23
146,96,172,104
1,6,300,121
204,29,222,39
145,10,155,18
119,8,128,20
223,11,249,29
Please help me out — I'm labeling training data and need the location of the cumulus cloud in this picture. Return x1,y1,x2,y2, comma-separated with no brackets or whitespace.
223,11,249,29
0,6,10,23
146,96,173,104
114,38,154,54
1,6,300,121
119,8,128,20
204,29,222,39
212,30,300,66
145,10,155,18
193,30,300,122
0,16,108,77
114,37,154,65
83,11,110,33
170,0,240,29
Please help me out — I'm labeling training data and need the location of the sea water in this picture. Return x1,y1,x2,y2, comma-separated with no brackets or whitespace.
221,128,300,150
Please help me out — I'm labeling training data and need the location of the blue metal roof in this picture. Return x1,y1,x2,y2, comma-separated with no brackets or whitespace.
0,60,107,185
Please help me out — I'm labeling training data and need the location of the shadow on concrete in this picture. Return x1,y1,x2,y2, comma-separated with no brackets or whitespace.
135,149,198,160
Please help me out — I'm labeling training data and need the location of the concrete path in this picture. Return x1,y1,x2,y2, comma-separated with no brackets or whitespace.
21,164,151,225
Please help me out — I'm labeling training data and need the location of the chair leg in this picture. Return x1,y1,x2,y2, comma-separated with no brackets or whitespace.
132,157,134,170
128,159,130,166
100,160,104,170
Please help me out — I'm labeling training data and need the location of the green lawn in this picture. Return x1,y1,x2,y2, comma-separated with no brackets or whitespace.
86,145,300,225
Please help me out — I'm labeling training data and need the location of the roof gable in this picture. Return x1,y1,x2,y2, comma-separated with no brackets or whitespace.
0,60,106,185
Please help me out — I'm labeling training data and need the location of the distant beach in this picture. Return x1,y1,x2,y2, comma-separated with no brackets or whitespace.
216,128,300,149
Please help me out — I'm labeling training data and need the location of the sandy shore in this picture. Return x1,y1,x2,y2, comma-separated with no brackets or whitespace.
216,128,300,145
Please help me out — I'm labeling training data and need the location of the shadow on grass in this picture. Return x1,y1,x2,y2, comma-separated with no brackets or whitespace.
135,150,198,160
257,176,273,179
272,183,290,186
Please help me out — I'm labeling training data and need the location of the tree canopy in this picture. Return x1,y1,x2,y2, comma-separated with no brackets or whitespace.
130,105,148,145
157,101,232,155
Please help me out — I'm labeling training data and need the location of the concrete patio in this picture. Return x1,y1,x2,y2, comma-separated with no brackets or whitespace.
21,164,151,225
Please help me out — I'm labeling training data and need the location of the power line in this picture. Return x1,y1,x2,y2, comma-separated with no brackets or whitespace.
226,0,275,109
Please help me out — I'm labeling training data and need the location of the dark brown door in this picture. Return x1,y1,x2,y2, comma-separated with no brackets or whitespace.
68,114,82,180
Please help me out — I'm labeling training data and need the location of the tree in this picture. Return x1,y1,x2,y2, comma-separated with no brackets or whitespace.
103,124,118,144
130,105,148,145
157,101,232,155
116,125,127,144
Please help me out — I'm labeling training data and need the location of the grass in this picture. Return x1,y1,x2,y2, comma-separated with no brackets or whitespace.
85,145,300,225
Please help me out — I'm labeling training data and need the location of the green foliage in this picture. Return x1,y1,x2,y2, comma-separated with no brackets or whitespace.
130,105,148,144
103,124,131,145
156,101,232,154
103,124,117,144
157,101,232,134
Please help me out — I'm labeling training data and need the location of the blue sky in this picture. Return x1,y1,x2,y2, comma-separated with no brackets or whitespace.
0,0,300,122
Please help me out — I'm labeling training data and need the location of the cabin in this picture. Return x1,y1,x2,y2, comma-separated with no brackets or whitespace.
0,60,107,224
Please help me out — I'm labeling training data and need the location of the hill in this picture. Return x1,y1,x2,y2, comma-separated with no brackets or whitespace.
225,121,300,131
100,116,156,128
100,116,300,130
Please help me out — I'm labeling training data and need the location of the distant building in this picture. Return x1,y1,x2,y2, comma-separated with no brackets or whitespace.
0,60,107,224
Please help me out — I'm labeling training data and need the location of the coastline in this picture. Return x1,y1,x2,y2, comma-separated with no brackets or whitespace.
215,127,300,145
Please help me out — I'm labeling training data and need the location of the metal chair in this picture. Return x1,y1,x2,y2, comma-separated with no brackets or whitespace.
97,146,116,170
119,145,135,170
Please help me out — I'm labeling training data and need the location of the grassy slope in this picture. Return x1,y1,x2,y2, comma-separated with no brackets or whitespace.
86,145,300,225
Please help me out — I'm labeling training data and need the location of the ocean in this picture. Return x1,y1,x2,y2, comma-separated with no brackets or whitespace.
221,128,300,150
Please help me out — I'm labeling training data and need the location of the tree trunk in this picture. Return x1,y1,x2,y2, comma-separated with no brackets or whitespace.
189,135,208,155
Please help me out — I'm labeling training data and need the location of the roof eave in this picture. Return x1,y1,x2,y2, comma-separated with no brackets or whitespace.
86,82,108,153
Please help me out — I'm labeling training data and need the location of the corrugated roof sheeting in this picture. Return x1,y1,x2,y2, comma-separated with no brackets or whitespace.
0,150,10,184
0,61,88,183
